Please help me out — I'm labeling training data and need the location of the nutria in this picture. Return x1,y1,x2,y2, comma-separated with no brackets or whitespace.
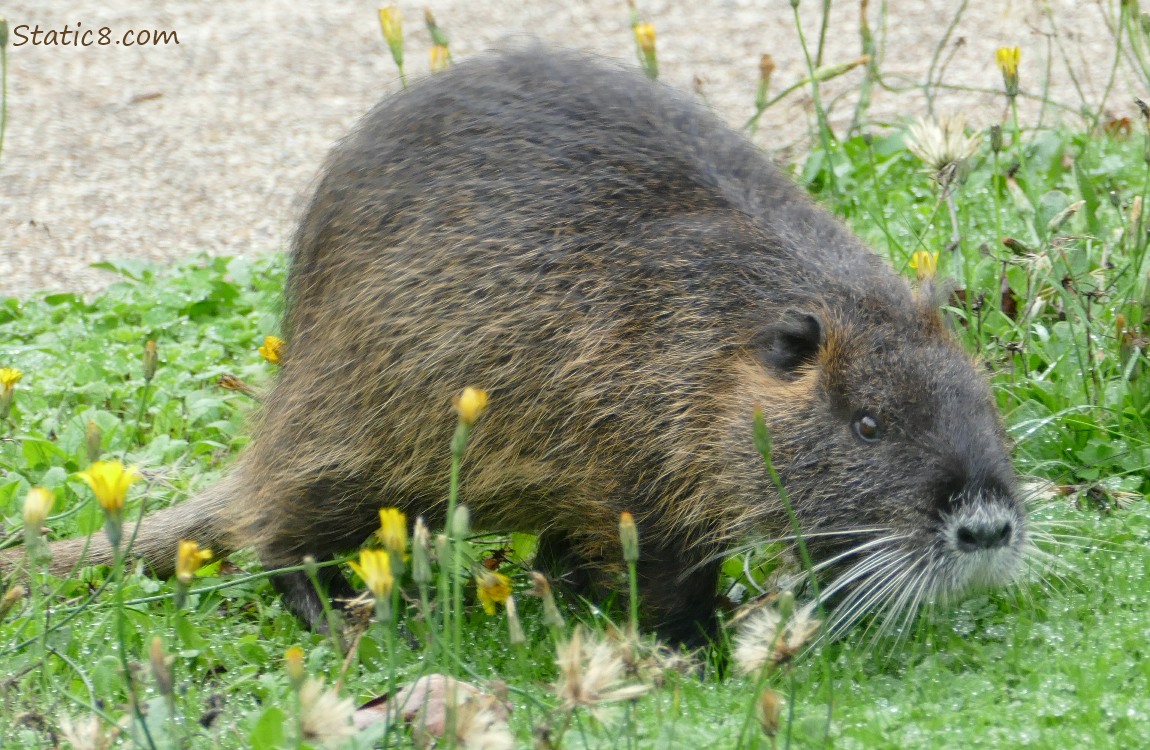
9,47,1027,644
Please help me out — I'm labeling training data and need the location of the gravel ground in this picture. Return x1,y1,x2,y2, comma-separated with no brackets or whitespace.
0,0,1137,298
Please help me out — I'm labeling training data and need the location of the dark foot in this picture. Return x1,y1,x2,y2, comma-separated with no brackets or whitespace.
638,549,721,648
271,564,355,631
533,530,597,596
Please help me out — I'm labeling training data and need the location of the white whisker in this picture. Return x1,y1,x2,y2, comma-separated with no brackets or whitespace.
807,534,911,575
824,551,916,638
817,547,909,603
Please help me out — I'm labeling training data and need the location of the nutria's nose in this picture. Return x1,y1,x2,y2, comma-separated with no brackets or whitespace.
956,520,1012,552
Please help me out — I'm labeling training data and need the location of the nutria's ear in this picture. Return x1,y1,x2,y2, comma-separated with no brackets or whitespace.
749,311,823,374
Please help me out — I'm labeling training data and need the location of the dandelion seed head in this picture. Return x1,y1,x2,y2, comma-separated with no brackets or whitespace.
905,114,980,191
554,626,650,719
299,677,357,748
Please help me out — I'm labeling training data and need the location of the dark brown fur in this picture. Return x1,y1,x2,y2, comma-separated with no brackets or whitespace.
9,48,1026,644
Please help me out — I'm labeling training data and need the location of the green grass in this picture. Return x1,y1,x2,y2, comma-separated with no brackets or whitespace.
4,4,1150,745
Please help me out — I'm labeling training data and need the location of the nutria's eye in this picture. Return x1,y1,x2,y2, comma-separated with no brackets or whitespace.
853,413,881,443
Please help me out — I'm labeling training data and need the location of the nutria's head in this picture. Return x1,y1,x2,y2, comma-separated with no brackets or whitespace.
720,295,1028,636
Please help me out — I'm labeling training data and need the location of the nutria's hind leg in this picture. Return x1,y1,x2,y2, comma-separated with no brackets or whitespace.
537,530,721,647
270,565,357,631
251,488,379,630
638,548,721,648
534,529,598,596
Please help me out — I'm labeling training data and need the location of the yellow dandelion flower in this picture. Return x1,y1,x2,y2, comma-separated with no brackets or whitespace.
633,22,658,79
0,367,22,419
475,569,512,615
633,23,656,55
454,386,489,426
378,6,404,75
430,43,450,73
995,46,1020,98
618,511,639,563
77,460,141,515
258,335,285,365
908,251,939,281
22,487,55,528
175,539,212,585
0,367,23,392
349,548,393,600
375,507,407,557
378,7,402,48
285,645,306,688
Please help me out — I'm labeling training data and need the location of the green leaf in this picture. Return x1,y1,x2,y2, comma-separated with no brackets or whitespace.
1036,189,1071,239
248,706,287,750
42,292,86,308
91,654,122,697
90,258,154,282
1073,160,1102,236
21,438,68,469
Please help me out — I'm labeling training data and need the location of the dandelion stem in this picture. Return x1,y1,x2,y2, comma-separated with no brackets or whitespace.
991,149,1004,242
786,668,798,749
626,558,640,638
745,77,815,134
1092,1,1127,134
384,597,399,733
416,580,435,651
813,0,833,68
922,0,968,117
112,544,159,750
1009,96,1027,177
133,381,152,447
791,3,838,199
302,560,344,661
447,425,469,646
737,631,779,747
443,420,471,746
752,413,835,745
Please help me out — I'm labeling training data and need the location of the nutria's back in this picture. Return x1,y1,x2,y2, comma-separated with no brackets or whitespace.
287,48,910,337
25,47,1028,644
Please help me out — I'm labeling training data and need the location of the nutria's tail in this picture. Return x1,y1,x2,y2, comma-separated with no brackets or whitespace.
1,473,240,580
